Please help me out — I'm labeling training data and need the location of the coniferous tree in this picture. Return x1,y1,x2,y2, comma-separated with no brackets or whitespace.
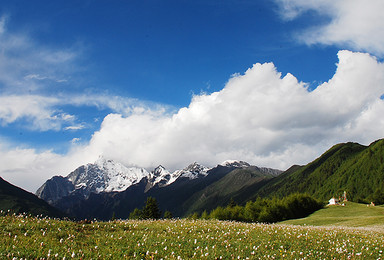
163,210,173,219
201,210,209,220
228,198,237,208
142,197,161,219
372,189,384,205
188,212,200,220
129,208,143,220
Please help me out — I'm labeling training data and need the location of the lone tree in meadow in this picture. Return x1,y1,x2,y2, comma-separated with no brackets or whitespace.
141,197,162,219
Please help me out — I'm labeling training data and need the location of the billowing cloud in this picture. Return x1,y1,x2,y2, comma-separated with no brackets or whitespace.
0,141,92,193
83,50,384,171
276,0,384,56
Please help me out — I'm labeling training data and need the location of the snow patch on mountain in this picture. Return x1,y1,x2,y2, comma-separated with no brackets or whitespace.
66,156,151,195
219,160,251,168
173,162,210,180
149,165,173,187
219,160,282,175
96,157,150,192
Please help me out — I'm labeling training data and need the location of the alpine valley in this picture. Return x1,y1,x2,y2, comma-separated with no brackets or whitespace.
1,138,384,220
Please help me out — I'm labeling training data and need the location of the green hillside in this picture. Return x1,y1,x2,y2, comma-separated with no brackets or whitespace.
257,139,384,203
0,177,65,218
183,167,275,215
281,202,384,229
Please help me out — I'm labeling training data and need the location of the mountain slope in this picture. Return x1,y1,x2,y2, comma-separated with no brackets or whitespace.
0,177,65,217
183,166,281,215
257,139,384,202
54,179,150,220
147,164,237,217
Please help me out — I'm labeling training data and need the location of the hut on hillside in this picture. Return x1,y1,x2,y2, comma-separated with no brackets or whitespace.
328,197,339,205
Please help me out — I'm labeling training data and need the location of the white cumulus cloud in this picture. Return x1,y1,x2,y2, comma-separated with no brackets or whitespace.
0,141,93,193
82,50,384,172
276,0,384,56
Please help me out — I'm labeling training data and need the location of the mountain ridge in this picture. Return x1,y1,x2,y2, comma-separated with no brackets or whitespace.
35,159,281,219
36,158,213,203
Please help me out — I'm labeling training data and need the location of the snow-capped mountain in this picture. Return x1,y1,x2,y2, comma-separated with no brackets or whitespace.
36,157,211,204
219,160,282,175
36,157,152,202
68,156,151,193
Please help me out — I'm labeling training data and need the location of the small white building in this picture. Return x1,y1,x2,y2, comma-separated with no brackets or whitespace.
328,197,339,205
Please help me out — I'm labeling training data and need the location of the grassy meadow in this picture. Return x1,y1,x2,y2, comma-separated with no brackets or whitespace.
282,201,384,229
1,206,384,259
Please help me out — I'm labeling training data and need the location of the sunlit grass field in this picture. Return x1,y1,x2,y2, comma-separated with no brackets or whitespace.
1,209,384,259
282,201,384,230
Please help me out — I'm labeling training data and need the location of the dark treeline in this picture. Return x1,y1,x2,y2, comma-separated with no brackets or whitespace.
191,193,323,223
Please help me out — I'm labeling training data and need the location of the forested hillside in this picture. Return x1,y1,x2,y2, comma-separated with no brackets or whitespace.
183,166,276,215
256,139,384,203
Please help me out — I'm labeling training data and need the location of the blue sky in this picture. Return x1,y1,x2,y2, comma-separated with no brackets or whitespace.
1,0,384,192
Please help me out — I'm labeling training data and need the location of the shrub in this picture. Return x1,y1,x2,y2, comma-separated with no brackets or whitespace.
204,193,323,223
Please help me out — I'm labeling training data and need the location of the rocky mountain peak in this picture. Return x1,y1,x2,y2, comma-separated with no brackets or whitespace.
152,165,167,176
148,165,173,188
185,162,209,172
173,162,210,180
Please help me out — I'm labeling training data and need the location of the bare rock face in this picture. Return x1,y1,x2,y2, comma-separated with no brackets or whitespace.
36,176,74,204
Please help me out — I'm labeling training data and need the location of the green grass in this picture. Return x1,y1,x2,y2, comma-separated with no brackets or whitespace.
281,202,384,229
1,211,384,259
